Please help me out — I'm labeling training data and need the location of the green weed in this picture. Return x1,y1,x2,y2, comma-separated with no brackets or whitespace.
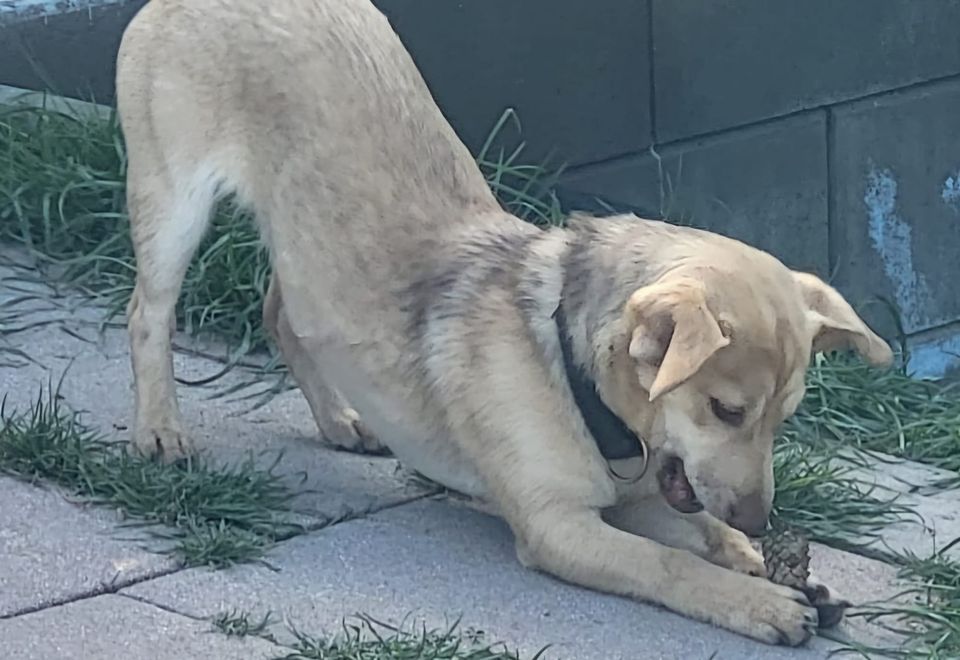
0,381,302,567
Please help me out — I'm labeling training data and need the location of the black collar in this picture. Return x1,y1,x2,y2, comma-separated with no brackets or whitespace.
553,302,646,461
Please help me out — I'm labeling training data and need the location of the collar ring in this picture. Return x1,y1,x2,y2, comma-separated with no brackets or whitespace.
606,435,649,484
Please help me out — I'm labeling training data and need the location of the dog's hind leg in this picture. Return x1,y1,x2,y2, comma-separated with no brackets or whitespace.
124,153,220,461
262,275,387,455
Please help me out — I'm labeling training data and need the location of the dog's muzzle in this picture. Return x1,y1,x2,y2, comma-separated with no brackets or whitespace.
727,493,769,536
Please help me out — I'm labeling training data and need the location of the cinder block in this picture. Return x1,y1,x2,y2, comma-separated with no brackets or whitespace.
375,0,651,165
831,79,960,336
560,113,829,275
653,0,960,141
0,0,147,102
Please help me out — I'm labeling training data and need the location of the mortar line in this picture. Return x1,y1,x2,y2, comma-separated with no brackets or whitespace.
0,491,439,623
562,109,826,177
564,70,960,177
645,0,657,146
905,318,960,342
825,106,836,278
826,69,960,111
119,591,292,649
654,69,960,149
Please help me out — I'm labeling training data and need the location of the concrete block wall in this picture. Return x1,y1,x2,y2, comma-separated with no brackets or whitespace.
2,0,959,376
0,1,144,101
557,1,960,378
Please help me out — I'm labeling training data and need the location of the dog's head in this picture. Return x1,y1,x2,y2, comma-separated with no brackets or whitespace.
616,253,892,536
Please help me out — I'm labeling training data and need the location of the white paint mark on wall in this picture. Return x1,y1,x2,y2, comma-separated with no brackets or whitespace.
943,171,960,212
864,166,931,331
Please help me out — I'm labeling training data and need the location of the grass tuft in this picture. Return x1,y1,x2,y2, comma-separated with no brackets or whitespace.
276,614,542,660
840,538,960,659
0,101,272,352
476,109,565,228
786,353,960,478
0,381,302,567
770,437,911,549
0,103,562,358
211,609,277,639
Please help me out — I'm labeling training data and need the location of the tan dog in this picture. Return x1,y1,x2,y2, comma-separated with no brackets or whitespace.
116,0,893,646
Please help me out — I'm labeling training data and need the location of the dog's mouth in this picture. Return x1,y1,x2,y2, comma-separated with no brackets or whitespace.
657,454,704,514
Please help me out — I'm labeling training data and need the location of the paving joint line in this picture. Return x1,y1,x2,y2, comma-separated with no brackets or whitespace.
295,489,444,535
117,591,210,623
116,591,263,631
0,493,439,624
109,497,447,635
117,592,293,651
0,563,184,621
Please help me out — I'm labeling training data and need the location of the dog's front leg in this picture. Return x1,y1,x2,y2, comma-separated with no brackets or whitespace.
604,495,765,577
511,506,817,645
605,497,852,629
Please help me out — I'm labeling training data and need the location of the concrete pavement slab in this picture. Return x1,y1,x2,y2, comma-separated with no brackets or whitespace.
840,450,960,561
808,543,904,651
125,498,901,660
0,476,176,617
0,593,278,660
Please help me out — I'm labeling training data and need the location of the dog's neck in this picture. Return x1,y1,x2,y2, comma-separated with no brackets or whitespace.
553,296,646,461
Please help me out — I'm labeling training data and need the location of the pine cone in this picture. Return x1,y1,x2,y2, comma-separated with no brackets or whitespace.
762,527,810,590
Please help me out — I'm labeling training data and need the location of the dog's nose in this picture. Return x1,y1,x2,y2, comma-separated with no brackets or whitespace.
728,494,769,537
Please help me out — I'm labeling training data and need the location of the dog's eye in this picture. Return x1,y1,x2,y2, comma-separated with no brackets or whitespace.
710,398,745,427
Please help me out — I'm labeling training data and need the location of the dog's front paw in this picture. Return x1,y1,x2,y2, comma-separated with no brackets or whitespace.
318,407,389,455
711,528,766,577
720,576,818,646
132,424,193,462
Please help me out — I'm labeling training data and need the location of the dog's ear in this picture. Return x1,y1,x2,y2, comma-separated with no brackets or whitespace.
793,272,893,367
625,278,730,402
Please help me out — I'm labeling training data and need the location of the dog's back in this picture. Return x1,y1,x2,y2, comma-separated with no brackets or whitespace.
117,0,498,328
